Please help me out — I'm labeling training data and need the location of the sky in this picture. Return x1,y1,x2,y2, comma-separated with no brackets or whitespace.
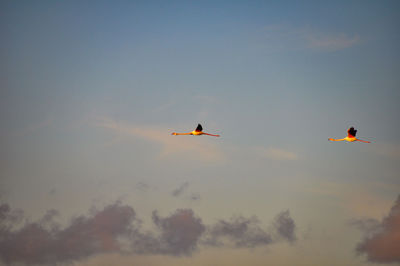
1,1,400,265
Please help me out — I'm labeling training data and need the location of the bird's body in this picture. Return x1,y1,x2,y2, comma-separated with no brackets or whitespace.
172,124,220,137
328,127,370,143
191,130,203,136
343,136,357,142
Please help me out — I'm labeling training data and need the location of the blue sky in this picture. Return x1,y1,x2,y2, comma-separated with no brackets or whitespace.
1,1,400,265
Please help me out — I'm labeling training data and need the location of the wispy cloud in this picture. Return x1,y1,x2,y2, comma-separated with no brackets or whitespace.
135,182,155,192
171,182,201,202
255,147,298,160
95,117,225,162
261,25,360,52
305,32,360,51
188,193,201,202
171,182,189,197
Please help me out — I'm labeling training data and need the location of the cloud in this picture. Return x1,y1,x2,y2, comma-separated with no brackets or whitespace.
204,215,272,248
0,202,138,265
188,193,201,202
135,182,150,192
305,32,360,51
0,203,24,225
350,218,381,235
355,194,400,264
261,25,360,52
171,183,201,202
0,203,203,264
129,209,206,256
256,147,298,160
151,209,205,256
96,117,225,162
48,188,57,196
0,202,297,265
273,210,297,243
204,211,296,248
171,182,189,197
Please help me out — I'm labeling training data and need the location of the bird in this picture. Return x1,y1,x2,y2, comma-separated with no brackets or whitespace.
328,127,370,143
171,124,220,137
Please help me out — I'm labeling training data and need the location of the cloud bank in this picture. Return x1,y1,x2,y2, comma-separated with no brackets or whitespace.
355,194,400,264
0,202,296,265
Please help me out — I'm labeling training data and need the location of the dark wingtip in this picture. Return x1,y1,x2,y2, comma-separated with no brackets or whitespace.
195,123,203,132
348,127,357,137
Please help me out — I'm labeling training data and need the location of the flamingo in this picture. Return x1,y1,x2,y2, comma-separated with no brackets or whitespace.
328,127,370,143
171,124,220,137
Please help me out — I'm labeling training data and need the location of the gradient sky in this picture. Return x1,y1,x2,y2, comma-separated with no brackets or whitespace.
1,1,400,265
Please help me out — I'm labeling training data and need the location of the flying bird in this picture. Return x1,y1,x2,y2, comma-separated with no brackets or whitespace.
171,124,220,137
328,127,370,143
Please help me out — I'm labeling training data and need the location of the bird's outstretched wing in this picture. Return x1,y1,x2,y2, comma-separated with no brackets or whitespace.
195,124,203,132
347,127,357,138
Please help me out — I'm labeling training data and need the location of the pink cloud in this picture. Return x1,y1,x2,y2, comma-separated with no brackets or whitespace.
356,195,400,263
